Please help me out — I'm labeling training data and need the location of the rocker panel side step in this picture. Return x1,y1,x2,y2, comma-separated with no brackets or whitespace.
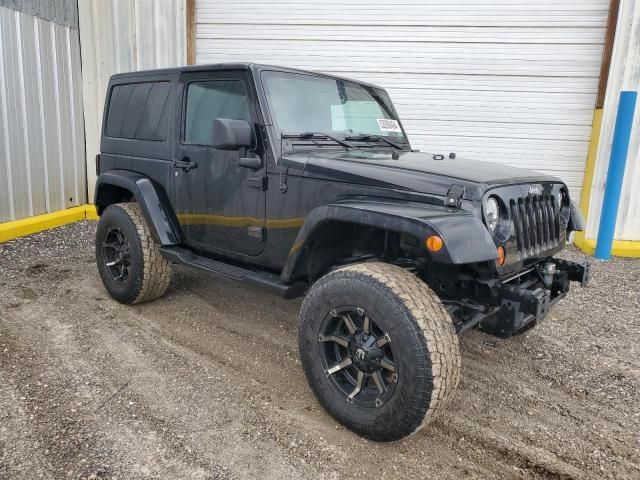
159,246,306,299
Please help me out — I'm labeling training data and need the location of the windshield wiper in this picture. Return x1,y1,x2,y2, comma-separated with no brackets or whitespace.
282,132,352,150
345,134,405,150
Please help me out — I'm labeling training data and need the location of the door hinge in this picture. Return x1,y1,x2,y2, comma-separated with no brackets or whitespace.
446,184,465,208
247,226,266,241
248,174,268,191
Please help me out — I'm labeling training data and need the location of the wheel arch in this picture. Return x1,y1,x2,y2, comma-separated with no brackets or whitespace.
94,170,180,245
281,200,498,283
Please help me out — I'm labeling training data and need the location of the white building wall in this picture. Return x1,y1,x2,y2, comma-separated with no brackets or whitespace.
195,0,610,204
78,0,186,200
586,0,640,241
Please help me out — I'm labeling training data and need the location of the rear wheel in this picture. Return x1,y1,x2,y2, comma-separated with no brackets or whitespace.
298,262,460,441
96,203,172,304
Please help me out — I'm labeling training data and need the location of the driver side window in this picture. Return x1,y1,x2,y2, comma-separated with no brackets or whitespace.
184,79,251,145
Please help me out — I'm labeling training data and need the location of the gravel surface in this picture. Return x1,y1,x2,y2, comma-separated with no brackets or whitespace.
0,221,638,479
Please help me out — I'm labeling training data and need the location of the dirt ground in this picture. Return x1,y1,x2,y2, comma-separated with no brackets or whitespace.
0,221,638,480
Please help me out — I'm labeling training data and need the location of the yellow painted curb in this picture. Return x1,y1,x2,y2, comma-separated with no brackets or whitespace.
85,205,99,220
0,205,98,244
574,231,640,258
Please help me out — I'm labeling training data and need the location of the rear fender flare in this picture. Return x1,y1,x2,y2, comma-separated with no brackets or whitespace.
281,200,498,282
94,170,180,245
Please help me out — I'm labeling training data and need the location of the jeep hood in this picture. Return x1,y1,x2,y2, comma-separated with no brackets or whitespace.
281,149,563,200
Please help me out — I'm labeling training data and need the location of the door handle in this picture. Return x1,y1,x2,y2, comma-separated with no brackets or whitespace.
239,155,262,169
172,157,198,172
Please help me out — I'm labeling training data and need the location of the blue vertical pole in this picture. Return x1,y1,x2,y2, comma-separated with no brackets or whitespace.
595,91,637,260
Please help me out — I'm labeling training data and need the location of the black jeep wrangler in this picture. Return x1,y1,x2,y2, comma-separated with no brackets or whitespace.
94,63,590,441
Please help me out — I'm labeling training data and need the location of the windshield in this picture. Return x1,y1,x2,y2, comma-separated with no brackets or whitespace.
261,71,408,142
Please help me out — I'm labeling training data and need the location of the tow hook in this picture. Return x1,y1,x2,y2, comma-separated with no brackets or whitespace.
554,258,592,287
536,261,570,295
541,262,556,288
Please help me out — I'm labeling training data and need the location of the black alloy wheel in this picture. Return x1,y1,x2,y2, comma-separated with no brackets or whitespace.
319,306,397,408
101,227,131,282
95,203,172,304
298,262,461,441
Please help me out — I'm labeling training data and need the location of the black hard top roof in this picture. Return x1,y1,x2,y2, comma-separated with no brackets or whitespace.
109,63,384,90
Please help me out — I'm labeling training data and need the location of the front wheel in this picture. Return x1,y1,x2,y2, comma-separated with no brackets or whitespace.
298,262,460,441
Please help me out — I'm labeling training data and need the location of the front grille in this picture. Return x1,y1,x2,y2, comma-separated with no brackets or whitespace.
509,195,560,256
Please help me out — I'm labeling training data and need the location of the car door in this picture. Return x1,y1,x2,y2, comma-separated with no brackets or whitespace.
173,70,266,257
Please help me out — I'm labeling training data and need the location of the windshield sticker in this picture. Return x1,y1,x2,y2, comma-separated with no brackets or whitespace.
377,118,401,133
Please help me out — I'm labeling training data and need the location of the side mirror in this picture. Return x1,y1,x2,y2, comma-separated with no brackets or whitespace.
211,118,252,150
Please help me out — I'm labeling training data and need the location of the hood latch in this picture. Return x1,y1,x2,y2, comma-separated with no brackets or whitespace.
446,184,465,208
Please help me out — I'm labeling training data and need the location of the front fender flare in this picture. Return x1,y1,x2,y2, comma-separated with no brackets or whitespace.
568,200,585,231
94,170,180,245
281,199,498,282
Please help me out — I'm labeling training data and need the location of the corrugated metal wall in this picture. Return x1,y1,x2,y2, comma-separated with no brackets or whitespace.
586,0,640,241
0,3,85,223
78,0,186,200
195,0,609,203
0,0,78,28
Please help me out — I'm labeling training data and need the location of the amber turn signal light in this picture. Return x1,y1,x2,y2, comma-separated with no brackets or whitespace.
496,246,506,266
425,235,443,252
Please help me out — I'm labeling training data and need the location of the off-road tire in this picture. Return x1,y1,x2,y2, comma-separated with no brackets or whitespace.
298,262,460,441
96,203,172,304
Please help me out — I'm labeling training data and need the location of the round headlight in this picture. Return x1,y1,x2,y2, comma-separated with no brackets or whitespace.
485,197,500,232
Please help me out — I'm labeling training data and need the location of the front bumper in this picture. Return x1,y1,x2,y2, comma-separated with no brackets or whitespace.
452,258,591,337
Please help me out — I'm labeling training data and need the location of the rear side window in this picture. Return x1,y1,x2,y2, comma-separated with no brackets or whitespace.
184,80,250,145
106,82,171,141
